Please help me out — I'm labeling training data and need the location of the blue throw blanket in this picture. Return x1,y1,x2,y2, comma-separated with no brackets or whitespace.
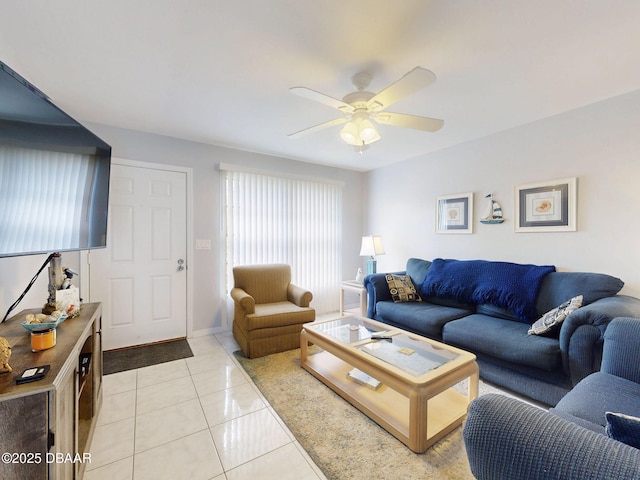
420,259,556,322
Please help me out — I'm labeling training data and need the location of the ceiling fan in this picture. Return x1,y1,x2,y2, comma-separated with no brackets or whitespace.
288,66,444,153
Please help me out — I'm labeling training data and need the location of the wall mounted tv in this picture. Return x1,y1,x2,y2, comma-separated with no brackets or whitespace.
0,60,112,258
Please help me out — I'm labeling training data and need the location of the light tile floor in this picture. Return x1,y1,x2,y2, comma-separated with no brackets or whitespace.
85,331,327,480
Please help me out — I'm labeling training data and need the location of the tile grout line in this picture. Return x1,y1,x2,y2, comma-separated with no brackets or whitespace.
89,335,324,479
131,369,138,479
191,361,226,475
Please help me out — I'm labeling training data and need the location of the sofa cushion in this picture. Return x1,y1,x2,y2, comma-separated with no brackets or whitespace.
385,274,422,303
443,314,561,371
554,372,640,428
405,258,431,287
550,409,604,434
423,295,475,309
536,272,624,316
375,300,472,338
247,302,315,330
528,295,583,335
606,412,640,449
602,318,640,383
476,303,520,322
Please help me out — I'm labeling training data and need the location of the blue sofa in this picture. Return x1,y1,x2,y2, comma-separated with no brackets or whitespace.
364,258,640,406
463,317,640,480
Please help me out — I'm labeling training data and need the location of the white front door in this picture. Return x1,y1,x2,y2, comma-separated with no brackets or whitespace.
89,162,188,350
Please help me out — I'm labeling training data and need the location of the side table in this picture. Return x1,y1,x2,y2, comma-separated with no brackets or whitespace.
340,280,367,316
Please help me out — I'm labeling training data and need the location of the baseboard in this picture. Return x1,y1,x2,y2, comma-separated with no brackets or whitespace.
190,326,229,338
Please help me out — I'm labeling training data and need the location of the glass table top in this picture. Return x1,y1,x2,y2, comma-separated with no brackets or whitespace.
308,318,460,376
308,317,389,344
359,334,460,376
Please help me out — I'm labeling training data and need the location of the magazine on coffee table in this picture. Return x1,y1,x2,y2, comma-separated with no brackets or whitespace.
360,336,459,376
347,368,382,390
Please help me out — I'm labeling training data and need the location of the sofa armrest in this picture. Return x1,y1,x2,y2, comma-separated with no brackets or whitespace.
601,317,640,383
559,295,640,384
464,394,640,480
287,283,313,307
363,272,403,318
230,287,255,314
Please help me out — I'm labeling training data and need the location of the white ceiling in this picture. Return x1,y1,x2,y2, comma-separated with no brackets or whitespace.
1,0,639,172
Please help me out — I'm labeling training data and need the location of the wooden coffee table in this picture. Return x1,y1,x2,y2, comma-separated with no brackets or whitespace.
300,316,478,453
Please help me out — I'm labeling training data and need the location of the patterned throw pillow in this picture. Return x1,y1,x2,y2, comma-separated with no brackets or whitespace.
606,412,640,449
528,295,583,335
385,274,422,303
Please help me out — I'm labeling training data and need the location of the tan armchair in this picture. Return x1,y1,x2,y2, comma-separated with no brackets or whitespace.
231,264,315,358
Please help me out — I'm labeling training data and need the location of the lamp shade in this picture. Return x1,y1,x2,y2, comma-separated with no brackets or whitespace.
339,121,359,145
359,235,385,257
358,118,380,143
339,112,381,147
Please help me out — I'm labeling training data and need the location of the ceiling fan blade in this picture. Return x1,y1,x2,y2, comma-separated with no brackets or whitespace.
374,112,444,132
367,67,437,112
289,87,354,113
288,117,348,138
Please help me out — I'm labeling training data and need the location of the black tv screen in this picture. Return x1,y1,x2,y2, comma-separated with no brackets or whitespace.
0,61,111,257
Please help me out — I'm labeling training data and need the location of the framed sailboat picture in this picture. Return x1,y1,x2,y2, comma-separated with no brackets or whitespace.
515,177,577,232
436,192,473,234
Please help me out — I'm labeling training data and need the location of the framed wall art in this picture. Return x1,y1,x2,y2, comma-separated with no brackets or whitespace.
515,177,577,232
436,192,473,234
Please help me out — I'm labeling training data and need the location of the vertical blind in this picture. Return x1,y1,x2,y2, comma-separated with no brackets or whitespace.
221,167,342,314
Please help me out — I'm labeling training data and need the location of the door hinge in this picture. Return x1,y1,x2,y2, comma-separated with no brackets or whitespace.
48,430,55,449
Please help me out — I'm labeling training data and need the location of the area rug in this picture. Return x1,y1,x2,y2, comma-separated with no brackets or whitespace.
104,338,193,375
234,347,507,480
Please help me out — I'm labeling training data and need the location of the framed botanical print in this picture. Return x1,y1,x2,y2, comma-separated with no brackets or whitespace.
515,177,577,232
436,192,473,234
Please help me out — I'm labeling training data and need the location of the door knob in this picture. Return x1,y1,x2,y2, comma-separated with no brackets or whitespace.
177,259,185,271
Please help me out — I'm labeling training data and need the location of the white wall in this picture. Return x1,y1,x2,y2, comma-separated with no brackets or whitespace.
0,126,365,333
365,89,640,298
3,89,638,332
0,253,82,324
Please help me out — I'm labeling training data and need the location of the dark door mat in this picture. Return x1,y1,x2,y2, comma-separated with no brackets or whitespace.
103,338,194,375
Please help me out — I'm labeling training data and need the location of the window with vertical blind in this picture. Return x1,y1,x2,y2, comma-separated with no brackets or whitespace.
220,165,342,314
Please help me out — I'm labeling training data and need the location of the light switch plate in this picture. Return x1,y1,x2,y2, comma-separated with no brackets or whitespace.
195,239,211,250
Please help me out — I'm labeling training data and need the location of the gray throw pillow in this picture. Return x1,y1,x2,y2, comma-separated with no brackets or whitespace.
528,295,583,335
606,412,640,449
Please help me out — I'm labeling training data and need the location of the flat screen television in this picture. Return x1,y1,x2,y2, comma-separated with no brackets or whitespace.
0,60,111,257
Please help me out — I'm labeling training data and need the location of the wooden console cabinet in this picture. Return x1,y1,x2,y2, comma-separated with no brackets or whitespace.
0,303,102,479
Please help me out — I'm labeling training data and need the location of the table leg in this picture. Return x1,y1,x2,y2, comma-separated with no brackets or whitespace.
468,364,479,401
300,330,308,365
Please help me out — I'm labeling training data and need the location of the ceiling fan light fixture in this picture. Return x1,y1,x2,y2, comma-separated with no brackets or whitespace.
340,111,380,147
339,121,359,145
358,118,380,143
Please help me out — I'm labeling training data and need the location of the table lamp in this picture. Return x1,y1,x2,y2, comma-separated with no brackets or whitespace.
359,235,385,275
